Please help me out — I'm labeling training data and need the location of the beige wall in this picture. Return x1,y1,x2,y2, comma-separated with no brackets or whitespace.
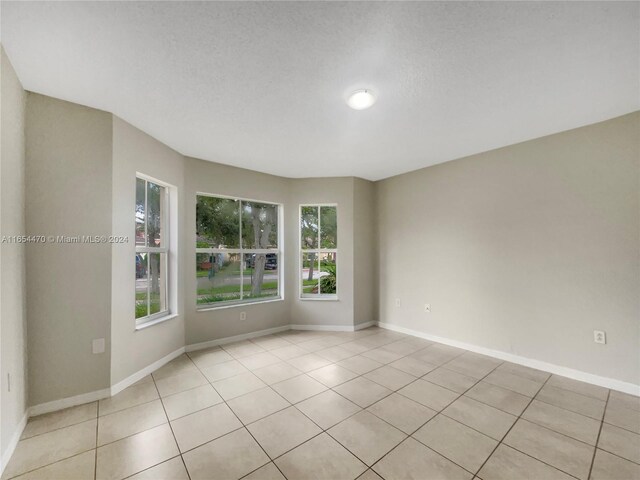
1,47,28,462
376,112,640,385
25,94,113,405
184,157,291,345
353,178,377,327
110,117,186,384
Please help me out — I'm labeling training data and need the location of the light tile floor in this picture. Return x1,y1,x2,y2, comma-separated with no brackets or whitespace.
3,327,640,480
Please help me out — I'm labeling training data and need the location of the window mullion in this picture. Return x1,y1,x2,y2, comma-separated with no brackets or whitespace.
145,180,150,316
144,179,148,248
146,254,150,317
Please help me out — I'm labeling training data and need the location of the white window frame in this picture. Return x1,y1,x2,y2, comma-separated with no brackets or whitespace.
135,174,172,327
196,192,283,310
299,204,338,300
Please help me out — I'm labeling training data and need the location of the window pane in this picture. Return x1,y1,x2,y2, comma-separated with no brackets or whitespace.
135,253,148,318
197,252,242,305
148,252,167,315
196,196,240,248
242,202,278,249
319,252,337,294
244,253,278,300
135,178,146,246
320,206,337,248
147,182,165,247
301,206,318,250
301,252,320,294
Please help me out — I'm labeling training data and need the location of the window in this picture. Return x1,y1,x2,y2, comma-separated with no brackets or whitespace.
196,194,281,308
300,205,337,298
135,177,170,324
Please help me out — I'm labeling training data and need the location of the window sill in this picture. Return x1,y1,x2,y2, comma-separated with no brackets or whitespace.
135,313,179,331
299,295,339,302
197,297,284,312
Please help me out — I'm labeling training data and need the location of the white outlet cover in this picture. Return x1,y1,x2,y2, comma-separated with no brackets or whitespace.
395,298,401,307
424,304,431,312
593,330,606,344
92,338,105,354
240,311,247,320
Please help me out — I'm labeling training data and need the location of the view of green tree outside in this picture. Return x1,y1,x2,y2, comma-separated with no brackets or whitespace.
135,178,168,320
300,205,337,295
196,196,280,306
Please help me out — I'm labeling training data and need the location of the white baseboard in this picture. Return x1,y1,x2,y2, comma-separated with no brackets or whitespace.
377,322,640,396
354,321,377,331
0,411,28,476
28,387,111,418
287,321,376,332
29,347,187,417
110,346,186,396
185,325,291,352
291,324,355,332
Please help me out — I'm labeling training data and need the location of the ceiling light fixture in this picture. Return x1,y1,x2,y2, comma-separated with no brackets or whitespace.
346,89,376,110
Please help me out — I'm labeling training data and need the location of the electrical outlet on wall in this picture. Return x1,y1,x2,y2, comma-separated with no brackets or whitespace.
92,338,105,354
395,298,401,307
593,330,606,344
240,311,247,321
424,304,431,313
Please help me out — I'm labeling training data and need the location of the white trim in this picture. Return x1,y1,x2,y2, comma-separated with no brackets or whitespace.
196,191,280,206
354,321,377,331
0,411,28,476
299,296,339,302
110,346,186,396
291,323,356,332
28,388,111,418
135,174,174,327
196,248,278,254
196,297,284,312
377,322,640,396
299,204,339,299
185,325,291,352
28,346,187,418
135,312,179,330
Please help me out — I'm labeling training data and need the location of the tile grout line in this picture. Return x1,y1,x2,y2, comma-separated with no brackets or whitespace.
239,330,396,475
233,330,418,477
586,388,611,480
104,377,193,480
2,404,102,480
187,342,292,480
140,333,500,478
469,372,586,480
151,372,193,480
252,343,412,475
367,355,509,477
11,328,633,480
265,338,491,476
94,400,99,480
3,449,98,480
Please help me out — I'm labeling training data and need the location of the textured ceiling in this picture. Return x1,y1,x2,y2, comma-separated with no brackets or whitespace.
1,1,638,180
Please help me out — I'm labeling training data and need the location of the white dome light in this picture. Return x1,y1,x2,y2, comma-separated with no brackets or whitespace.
347,89,376,110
